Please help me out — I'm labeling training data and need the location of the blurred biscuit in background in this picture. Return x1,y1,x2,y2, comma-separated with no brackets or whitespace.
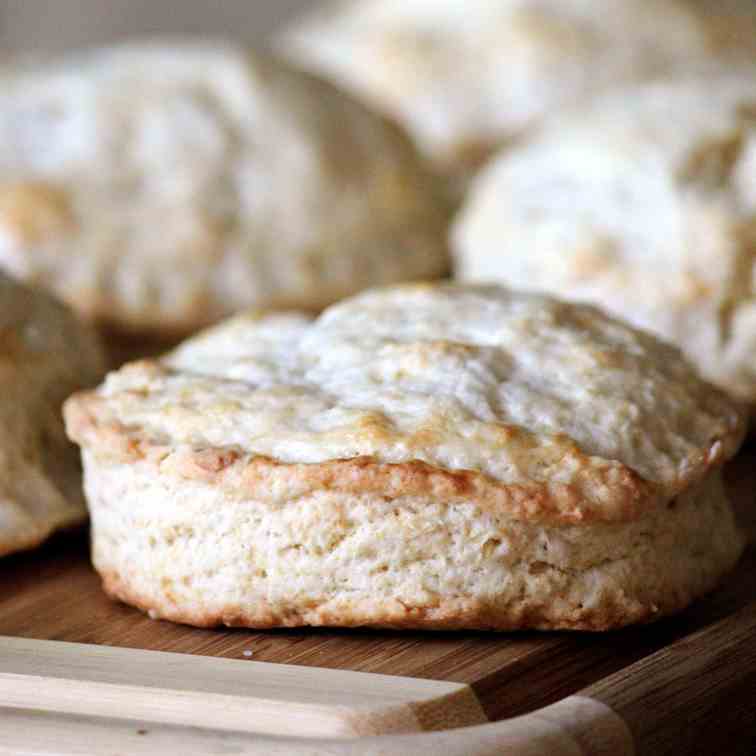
280,0,756,182
0,40,450,352
454,69,756,408
0,273,104,558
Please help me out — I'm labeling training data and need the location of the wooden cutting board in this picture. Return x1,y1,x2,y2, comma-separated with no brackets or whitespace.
1,445,754,754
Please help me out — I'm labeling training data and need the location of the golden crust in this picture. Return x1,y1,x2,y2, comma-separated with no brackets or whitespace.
97,562,719,632
64,285,747,528
65,386,738,526
79,425,743,633
65,285,747,632
0,182,76,247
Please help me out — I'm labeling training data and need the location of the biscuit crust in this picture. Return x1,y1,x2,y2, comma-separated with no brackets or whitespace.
65,284,746,629
83,455,743,631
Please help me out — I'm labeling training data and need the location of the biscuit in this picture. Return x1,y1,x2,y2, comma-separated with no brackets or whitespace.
64,284,746,630
0,273,104,557
0,41,449,338
280,0,756,179
454,71,756,406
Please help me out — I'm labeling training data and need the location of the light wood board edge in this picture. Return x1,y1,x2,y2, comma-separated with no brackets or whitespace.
0,697,631,756
0,636,485,738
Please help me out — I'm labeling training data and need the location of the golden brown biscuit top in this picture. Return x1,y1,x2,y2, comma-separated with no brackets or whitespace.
65,284,745,523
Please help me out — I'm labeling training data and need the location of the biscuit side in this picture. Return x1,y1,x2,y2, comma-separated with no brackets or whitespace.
81,449,744,631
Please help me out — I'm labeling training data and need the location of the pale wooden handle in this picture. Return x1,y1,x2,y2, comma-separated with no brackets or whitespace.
0,636,486,738
0,697,632,755
343,696,632,755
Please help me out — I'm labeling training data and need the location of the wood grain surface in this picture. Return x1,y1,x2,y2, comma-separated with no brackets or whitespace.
0,444,753,728
1,608,752,754
585,602,756,756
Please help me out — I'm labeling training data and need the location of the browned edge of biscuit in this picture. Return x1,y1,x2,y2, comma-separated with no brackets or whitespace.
63,384,745,526
97,564,716,633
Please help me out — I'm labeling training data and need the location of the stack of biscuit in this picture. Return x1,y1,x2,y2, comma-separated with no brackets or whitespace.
1,1,754,632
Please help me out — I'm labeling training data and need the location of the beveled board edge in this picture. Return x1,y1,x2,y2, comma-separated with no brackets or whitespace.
0,697,632,756
0,635,485,738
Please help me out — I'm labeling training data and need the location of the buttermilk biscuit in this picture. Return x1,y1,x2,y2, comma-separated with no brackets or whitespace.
0,273,104,557
64,284,746,631
454,71,756,406
0,41,449,338
280,0,756,179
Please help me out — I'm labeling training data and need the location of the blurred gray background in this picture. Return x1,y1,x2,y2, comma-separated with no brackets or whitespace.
0,1,311,53
0,1,744,54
